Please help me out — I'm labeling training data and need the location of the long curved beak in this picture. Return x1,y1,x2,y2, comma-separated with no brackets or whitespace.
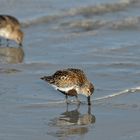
87,96,91,106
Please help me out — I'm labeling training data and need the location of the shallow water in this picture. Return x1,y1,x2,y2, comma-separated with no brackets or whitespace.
0,0,140,140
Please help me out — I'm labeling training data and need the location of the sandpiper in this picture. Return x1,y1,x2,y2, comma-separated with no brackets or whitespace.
0,15,24,46
41,68,94,105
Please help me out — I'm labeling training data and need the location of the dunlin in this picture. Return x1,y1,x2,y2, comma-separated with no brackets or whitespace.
41,68,94,105
0,15,24,46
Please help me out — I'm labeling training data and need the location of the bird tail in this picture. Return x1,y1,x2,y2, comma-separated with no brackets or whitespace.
40,76,54,84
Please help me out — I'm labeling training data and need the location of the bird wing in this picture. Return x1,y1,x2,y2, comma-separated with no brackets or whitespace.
67,68,88,85
51,70,79,88
0,16,7,28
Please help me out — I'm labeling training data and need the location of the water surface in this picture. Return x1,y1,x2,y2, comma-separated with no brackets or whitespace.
0,0,140,139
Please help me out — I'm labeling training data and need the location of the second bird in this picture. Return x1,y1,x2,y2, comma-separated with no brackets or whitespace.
0,15,24,46
41,68,94,106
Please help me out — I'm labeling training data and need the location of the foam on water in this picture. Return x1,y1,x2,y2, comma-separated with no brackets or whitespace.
94,86,140,101
67,0,136,16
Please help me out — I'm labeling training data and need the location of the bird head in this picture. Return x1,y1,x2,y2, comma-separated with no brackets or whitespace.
13,29,24,46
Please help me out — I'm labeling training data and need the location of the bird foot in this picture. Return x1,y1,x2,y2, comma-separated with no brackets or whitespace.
65,99,71,104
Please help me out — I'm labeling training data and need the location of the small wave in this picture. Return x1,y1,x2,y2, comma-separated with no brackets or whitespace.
60,16,140,32
21,100,66,109
21,15,64,28
96,62,140,69
111,17,140,29
21,86,140,108
94,86,140,101
20,0,138,28
0,68,21,74
67,0,137,16
61,20,107,31
20,100,86,109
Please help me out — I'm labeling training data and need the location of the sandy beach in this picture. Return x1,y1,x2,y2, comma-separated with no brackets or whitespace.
0,0,140,139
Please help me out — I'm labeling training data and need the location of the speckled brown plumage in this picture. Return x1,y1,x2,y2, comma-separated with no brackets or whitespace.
0,15,20,28
41,68,94,105
0,15,23,46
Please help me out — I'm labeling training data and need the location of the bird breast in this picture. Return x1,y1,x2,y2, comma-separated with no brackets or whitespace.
0,29,10,38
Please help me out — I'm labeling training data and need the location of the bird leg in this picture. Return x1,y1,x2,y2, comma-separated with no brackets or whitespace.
6,39,9,47
87,96,91,106
65,94,69,104
57,89,70,104
75,95,81,106
88,105,91,114
0,38,1,46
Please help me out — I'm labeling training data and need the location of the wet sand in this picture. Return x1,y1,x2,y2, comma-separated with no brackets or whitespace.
0,0,140,139
0,63,140,140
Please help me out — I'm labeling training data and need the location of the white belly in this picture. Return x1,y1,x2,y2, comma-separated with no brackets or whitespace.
0,29,10,38
52,85,76,93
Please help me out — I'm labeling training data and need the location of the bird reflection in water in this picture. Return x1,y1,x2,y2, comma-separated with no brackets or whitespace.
0,46,24,63
47,105,96,138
